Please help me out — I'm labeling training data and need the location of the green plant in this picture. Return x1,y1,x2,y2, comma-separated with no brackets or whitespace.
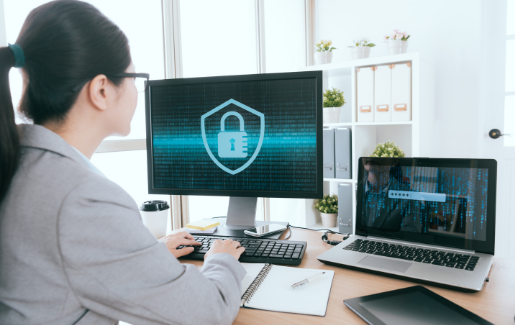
316,40,336,52
349,38,376,48
370,141,405,158
323,88,345,107
314,194,338,214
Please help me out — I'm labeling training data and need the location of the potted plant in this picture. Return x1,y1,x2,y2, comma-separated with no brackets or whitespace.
384,29,410,55
348,38,375,59
315,40,336,65
370,141,406,158
323,88,346,123
314,194,338,228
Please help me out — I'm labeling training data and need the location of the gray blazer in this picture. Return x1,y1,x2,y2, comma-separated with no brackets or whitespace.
0,125,246,325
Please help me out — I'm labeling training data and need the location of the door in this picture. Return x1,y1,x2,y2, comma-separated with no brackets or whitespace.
483,0,515,259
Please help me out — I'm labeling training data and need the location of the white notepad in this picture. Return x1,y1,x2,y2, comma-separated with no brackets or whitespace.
240,263,334,316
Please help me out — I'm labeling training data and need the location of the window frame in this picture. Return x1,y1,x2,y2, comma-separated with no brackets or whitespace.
0,0,313,229
0,0,6,47
505,26,515,146
99,0,313,228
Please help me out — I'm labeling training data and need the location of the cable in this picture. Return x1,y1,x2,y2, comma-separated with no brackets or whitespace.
321,229,349,245
288,225,349,234
285,225,350,245
284,226,293,240
206,219,349,245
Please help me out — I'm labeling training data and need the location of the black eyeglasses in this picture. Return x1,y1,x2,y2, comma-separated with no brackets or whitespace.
71,72,150,93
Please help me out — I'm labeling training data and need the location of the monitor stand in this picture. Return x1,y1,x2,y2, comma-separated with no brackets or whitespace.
209,197,288,239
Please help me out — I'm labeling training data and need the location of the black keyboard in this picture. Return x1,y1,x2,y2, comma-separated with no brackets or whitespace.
178,236,307,265
344,239,480,271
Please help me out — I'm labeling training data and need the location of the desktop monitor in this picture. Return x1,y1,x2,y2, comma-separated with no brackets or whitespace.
145,71,323,232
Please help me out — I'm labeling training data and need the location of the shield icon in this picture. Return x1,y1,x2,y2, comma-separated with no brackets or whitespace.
201,99,265,175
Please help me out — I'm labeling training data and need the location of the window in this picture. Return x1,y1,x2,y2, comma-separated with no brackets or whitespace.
81,0,165,140
179,0,258,78
178,0,260,223
505,0,515,146
91,151,168,208
3,0,166,210
263,0,306,73
2,0,310,228
4,0,164,139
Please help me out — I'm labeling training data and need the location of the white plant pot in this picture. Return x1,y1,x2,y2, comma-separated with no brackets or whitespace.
388,40,408,55
401,40,409,53
314,51,333,65
320,213,338,228
350,46,371,60
323,106,342,124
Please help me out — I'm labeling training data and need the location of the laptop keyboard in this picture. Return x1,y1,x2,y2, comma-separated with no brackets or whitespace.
344,239,480,271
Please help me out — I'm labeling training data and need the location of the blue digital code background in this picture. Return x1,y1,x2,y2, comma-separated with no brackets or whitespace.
360,166,488,241
150,78,317,192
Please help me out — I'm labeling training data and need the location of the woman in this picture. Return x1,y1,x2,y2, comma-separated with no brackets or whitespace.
0,1,245,324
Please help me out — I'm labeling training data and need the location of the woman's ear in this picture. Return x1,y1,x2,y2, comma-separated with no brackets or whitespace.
87,74,109,111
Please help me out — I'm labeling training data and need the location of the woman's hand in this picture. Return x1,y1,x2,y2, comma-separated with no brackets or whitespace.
158,232,201,258
204,239,245,260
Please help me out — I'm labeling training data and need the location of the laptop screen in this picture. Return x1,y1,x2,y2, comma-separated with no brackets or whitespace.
356,158,497,254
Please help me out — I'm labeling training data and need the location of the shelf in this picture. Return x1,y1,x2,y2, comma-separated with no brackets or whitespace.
301,53,420,73
324,121,412,127
323,178,356,183
353,121,412,126
323,122,352,128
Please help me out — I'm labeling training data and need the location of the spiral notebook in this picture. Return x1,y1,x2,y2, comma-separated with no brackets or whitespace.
240,263,334,316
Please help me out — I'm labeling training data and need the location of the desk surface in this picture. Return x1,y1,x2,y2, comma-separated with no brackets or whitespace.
181,229,515,325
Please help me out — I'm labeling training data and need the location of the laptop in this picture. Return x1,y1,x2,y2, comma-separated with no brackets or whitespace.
318,157,497,292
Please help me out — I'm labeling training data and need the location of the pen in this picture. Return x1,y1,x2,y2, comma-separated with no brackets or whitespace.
290,272,325,290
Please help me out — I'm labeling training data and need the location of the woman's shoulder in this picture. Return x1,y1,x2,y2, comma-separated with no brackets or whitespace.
9,144,137,218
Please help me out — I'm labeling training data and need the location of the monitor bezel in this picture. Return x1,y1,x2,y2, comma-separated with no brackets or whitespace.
355,157,497,255
144,71,323,199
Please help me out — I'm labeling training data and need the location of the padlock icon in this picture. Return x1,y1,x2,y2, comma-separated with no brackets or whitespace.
218,111,248,158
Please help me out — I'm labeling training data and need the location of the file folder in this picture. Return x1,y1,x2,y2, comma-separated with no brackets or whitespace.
323,129,335,178
356,67,374,122
374,65,392,122
391,63,412,121
335,128,351,179
338,184,353,234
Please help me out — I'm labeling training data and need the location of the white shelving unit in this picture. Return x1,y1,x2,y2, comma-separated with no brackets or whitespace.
299,52,436,230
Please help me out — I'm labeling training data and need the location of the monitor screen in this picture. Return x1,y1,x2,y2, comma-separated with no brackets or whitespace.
145,71,323,199
356,158,497,254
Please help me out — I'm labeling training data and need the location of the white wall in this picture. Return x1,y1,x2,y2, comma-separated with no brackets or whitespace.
315,0,486,158
0,0,6,47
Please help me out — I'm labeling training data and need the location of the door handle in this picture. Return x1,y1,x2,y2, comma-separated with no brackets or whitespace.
323,164,333,170
489,129,511,139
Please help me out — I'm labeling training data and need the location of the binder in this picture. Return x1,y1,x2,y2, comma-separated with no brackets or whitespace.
356,67,374,122
323,129,335,178
374,65,392,122
338,184,353,234
391,63,412,121
334,128,351,179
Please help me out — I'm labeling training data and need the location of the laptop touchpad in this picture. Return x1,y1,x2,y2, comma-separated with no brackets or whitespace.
358,256,412,273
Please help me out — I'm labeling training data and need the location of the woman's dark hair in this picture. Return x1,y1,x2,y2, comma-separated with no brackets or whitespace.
0,0,131,200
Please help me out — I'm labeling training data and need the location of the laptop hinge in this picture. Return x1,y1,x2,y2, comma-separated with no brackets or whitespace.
367,236,476,255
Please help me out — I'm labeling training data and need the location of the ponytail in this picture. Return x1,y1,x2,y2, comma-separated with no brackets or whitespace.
0,47,19,201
